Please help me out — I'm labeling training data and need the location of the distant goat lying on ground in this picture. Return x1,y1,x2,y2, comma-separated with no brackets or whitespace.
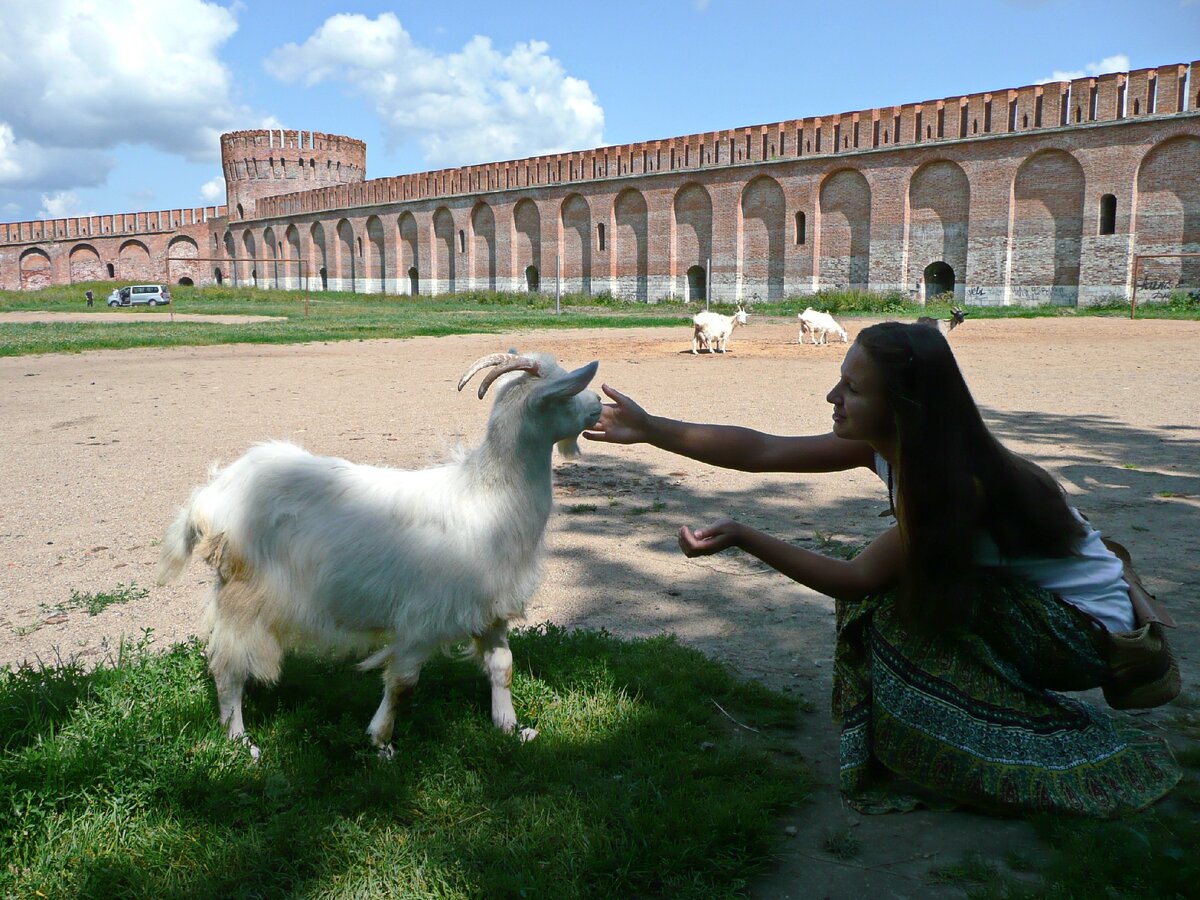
797,307,849,345
692,304,748,354
157,351,602,758
916,306,967,334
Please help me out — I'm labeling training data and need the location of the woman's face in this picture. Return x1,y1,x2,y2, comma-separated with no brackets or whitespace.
826,343,895,443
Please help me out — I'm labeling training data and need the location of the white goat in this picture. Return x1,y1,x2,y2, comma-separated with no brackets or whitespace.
797,307,849,345
916,306,967,334
692,304,748,354
156,352,601,758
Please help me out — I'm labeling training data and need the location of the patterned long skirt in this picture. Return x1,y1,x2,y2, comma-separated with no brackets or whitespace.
833,582,1180,817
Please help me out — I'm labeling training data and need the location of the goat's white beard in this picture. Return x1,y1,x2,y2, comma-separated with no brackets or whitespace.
555,436,582,458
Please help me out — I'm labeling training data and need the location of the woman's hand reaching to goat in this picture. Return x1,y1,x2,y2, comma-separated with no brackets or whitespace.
583,385,655,445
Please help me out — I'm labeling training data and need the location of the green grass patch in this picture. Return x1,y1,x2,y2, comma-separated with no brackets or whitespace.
5,284,1198,358
820,825,862,860
51,582,149,618
928,850,1001,887
0,624,807,898
16,583,151,635
1001,802,1200,899
564,503,598,514
626,500,668,516
931,767,1200,899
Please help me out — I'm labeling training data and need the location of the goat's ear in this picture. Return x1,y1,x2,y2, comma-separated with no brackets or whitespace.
536,360,599,402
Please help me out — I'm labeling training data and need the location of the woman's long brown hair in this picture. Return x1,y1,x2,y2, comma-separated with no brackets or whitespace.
855,322,1085,627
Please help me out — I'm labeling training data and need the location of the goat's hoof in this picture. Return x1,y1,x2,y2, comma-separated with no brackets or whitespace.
518,726,539,743
234,734,261,761
376,743,396,761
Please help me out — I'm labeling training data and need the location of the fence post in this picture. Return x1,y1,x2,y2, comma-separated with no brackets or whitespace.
706,257,711,311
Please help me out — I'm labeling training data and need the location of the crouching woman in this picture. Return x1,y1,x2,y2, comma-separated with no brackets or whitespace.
585,321,1180,817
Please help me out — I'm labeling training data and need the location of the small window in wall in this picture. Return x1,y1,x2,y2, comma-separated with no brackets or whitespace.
459,230,466,253
357,237,363,257
236,203,244,219
1098,194,1117,235
214,267,223,285
795,211,806,245
1133,99,1141,115
597,223,606,252
107,263,115,278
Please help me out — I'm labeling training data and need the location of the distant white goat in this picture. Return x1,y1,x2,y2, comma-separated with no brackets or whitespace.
692,304,748,354
157,351,601,758
797,307,849,345
916,307,967,334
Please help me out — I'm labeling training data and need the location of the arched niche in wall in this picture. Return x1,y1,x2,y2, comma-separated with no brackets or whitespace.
740,175,786,300
1010,149,1084,305
907,159,970,297
613,188,649,301
818,168,871,290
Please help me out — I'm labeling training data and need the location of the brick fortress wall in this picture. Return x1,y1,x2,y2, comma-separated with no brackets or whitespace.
2,60,1197,304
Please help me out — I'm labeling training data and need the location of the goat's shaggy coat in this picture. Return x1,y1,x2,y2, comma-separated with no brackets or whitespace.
692,305,748,354
797,308,849,345
157,352,601,756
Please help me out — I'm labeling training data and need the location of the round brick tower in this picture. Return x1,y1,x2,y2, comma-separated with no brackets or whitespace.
220,129,366,221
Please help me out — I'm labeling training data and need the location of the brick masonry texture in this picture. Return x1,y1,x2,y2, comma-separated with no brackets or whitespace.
3,60,1198,305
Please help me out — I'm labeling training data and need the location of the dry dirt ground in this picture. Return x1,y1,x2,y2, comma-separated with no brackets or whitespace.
2,316,1198,898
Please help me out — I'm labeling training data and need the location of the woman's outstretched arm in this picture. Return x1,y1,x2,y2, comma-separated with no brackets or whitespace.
678,521,904,602
582,384,875,474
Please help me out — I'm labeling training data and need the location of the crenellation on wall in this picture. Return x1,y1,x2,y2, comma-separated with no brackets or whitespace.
1067,76,1094,124
1,206,224,247
1155,62,1189,113
1094,72,1124,121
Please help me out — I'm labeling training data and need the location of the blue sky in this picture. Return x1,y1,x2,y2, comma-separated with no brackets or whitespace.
1,0,1196,222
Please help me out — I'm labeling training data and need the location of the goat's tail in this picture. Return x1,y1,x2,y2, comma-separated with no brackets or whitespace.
156,488,204,584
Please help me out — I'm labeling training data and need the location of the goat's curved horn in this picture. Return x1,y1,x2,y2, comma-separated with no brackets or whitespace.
475,357,543,400
457,353,543,399
458,353,518,392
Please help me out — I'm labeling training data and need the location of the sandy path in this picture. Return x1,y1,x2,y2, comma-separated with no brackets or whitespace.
2,316,1197,896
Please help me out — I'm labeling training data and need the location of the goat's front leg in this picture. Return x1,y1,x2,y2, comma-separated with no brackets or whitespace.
368,655,422,757
474,621,537,742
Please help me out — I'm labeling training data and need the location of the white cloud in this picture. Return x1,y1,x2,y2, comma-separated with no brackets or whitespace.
265,13,604,168
39,190,95,219
1038,54,1131,84
0,120,113,191
199,175,225,203
0,0,267,210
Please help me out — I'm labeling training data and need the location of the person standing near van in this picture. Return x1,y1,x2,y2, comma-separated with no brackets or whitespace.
85,289,94,307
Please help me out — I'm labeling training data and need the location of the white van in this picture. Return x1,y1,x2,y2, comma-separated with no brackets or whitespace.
108,284,171,307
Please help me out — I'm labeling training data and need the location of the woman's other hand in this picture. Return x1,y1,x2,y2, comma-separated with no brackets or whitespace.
583,384,654,445
678,520,744,557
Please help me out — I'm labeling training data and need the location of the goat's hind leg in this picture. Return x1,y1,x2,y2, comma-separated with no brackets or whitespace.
474,621,537,742
365,650,423,758
206,608,280,761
